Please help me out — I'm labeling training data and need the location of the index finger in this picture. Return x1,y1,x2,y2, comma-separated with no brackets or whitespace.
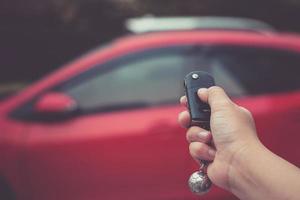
178,110,190,128
180,96,187,107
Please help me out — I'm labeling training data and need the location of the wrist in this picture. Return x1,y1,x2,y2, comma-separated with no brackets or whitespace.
227,138,266,198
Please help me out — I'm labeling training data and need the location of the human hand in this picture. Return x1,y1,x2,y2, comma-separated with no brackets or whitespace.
178,86,261,191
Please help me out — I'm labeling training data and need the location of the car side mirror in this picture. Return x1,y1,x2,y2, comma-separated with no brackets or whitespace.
34,92,78,116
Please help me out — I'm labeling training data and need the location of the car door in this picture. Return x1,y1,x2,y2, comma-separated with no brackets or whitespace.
20,46,200,200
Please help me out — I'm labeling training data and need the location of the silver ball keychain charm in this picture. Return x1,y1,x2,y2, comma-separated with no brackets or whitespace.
188,161,212,195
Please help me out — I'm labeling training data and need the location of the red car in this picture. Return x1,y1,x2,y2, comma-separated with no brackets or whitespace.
0,25,300,199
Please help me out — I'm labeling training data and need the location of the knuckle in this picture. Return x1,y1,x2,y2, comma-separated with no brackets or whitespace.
186,128,195,142
178,111,190,128
240,107,253,118
186,132,192,142
186,132,189,142
187,126,200,135
208,86,224,94
189,142,205,156
187,127,209,143
244,109,252,117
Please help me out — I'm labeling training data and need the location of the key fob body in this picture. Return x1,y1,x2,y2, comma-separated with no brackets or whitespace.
184,71,215,129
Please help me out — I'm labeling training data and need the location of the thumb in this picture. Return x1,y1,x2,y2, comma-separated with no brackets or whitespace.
198,86,233,113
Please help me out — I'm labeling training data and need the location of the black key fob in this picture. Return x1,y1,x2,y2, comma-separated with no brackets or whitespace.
184,71,215,130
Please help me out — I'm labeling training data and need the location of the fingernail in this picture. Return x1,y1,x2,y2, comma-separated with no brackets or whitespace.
208,149,216,158
197,131,209,140
198,88,208,94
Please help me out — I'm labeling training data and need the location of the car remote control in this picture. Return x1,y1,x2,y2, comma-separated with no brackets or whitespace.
184,71,215,130
184,71,215,195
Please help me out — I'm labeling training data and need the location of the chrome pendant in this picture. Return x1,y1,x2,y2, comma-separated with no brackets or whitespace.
188,163,212,195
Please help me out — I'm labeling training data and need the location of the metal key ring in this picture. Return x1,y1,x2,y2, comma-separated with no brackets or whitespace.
199,159,209,172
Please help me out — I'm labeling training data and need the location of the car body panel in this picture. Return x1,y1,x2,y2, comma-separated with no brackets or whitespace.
235,91,300,163
0,118,29,199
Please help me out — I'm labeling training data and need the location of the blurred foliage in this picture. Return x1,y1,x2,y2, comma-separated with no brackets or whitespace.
1,0,300,84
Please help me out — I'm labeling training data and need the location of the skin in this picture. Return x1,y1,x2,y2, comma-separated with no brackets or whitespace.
178,86,300,200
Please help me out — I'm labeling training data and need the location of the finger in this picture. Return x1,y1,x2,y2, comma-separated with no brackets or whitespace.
180,96,187,107
186,126,212,143
204,86,234,113
197,88,209,103
178,111,190,128
189,142,216,161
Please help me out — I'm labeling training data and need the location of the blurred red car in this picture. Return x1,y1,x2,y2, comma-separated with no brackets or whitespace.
0,18,300,200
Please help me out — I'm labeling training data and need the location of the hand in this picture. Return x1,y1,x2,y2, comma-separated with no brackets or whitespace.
178,86,261,191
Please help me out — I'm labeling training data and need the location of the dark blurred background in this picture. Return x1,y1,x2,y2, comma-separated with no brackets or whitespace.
1,0,300,95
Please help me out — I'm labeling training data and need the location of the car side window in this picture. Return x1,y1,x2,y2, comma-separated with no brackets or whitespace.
195,46,300,96
10,45,300,121
221,48,300,95
57,46,300,113
59,48,194,112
